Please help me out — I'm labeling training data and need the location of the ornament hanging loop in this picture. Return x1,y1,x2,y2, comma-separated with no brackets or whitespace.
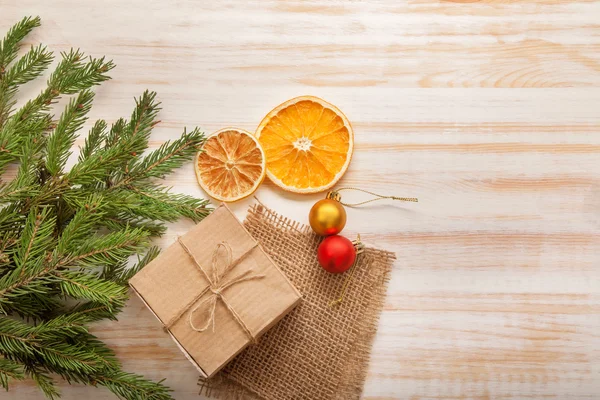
329,187,418,207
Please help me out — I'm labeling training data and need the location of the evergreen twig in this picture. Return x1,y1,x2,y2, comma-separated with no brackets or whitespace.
45,89,95,175
0,17,211,399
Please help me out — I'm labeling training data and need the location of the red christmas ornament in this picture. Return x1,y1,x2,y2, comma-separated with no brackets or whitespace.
317,235,357,274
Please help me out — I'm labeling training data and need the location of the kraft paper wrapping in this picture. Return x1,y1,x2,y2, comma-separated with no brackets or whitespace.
129,203,302,378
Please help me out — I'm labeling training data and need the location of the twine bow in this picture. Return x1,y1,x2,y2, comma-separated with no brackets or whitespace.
164,237,265,342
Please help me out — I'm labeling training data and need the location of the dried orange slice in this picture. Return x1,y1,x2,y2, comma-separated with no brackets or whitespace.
255,96,353,193
195,128,266,202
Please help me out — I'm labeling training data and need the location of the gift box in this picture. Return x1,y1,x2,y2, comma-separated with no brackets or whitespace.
129,203,302,378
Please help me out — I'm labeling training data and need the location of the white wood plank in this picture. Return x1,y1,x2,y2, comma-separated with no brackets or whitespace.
2,1,600,399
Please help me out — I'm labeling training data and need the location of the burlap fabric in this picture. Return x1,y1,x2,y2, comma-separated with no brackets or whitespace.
199,202,395,400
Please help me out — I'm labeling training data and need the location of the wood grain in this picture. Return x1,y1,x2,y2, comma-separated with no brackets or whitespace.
3,1,600,399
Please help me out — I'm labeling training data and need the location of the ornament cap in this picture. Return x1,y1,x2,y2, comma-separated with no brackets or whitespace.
352,234,365,255
325,190,341,202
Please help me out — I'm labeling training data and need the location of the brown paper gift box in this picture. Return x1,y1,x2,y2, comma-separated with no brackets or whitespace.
129,204,302,378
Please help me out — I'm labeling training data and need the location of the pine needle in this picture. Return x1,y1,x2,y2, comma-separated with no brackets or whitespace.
45,89,95,175
0,357,25,390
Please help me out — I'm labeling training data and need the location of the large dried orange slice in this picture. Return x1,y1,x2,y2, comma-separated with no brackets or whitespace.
195,128,266,202
255,96,353,193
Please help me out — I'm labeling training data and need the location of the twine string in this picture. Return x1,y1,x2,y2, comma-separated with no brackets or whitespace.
332,187,418,207
164,237,264,343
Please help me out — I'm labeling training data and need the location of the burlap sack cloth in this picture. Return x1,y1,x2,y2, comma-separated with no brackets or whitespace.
199,202,396,400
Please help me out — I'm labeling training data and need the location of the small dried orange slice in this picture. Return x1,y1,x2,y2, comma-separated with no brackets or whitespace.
255,96,353,193
195,128,266,202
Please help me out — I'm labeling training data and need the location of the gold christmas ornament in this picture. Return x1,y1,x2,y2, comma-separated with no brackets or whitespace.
308,191,346,236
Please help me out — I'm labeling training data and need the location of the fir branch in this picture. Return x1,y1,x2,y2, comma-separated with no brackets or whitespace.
28,368,59,400
15,50,112,128
6,207,55,282
0,50,112,172
0,137,40,204
35,341,106,374
0,217,145,309
95,371,172,400
1,44,53,125
0,317,110,374
124,245,161,282
0,16,41,70
33,313,92,336
66,139,136,186
0,17,46,152
106,246,161,285
0,208,23,254
4,328,169,399
100,215,167,238
126,90,160,144
128,184,212,222
0,317,38,356
104,118,126,149
45,89,95,175
0,232,14,267
0,357,25,390
48,49,114,95
3,44,53,88
0,277,56,318
55,195,104,254
128,127,205,180
2,291,63,321
0,182,36,204
105,91,161,186
63,302,118,323
0,17,211,400
100,91,158,154
0,226,148,309
109,127,204,192
0,282,57,319
75,334,120,368
56,271,128,310
78,120,107,162
64,227,150,269
0,112,51,173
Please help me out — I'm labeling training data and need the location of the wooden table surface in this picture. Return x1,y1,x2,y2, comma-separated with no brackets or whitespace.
5,1,600,399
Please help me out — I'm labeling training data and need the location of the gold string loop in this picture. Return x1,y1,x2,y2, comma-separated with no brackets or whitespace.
328,187,418,207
